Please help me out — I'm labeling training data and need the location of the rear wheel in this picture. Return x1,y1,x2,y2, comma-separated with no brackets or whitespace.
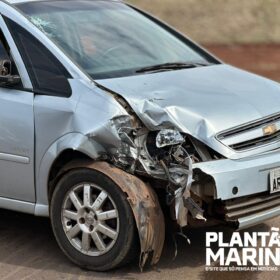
50,168,138,271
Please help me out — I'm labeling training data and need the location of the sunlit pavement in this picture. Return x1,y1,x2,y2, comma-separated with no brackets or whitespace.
0,209,278,280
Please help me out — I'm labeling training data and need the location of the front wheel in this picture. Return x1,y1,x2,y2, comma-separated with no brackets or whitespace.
50,168,138,271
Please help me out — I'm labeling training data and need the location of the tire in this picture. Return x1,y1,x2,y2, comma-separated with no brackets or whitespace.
50,168,138,271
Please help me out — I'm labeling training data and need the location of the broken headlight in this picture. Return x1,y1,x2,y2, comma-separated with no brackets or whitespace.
156,129,185,148
146,130,202,164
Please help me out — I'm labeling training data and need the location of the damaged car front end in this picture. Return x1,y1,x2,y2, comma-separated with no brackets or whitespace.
3,0,280,272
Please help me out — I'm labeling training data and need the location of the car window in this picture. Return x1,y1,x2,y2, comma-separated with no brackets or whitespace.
0,29,22,88
4,18,72,97
16,0,217,80
0,38,9,61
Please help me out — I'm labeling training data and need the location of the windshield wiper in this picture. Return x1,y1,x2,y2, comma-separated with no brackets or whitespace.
135,62,211,73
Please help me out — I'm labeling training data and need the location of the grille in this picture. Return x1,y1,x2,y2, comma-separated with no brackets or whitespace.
229,130,280,151
218,113,280,139
223,191,280,221
217,113,280,151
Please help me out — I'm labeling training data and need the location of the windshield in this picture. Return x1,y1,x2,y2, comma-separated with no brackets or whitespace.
17,0,216,79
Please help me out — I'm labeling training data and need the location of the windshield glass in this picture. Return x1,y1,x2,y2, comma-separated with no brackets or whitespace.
17,0,215,79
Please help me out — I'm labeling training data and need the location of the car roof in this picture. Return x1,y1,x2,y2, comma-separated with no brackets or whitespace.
4,0,121,4
4,0,41,4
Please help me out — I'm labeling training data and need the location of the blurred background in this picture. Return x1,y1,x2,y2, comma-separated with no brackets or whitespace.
128,0,280,81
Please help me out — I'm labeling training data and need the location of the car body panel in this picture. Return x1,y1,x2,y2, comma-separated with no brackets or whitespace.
194,148,280,200
0,87,35,202
35,79,129,207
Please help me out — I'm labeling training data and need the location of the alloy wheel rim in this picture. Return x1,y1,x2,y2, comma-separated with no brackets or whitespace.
61,183,119,256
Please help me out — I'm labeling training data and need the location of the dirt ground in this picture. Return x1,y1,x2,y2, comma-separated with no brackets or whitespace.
128,0,280,45
0,209,279,280
207,44,280,81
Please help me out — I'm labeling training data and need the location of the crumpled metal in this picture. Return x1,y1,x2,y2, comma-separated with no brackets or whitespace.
173,154,193,227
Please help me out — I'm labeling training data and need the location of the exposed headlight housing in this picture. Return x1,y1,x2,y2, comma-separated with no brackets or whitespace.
147,130,224,164
156,129,185,148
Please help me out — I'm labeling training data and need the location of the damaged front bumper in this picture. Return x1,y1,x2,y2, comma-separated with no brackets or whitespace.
194,148,280,229
111,110,280,232
66,88,280,267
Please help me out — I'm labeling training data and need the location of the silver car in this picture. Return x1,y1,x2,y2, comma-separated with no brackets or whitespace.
1,0,280,271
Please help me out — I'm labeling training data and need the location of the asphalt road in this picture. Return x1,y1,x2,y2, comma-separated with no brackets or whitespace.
0,209,279,280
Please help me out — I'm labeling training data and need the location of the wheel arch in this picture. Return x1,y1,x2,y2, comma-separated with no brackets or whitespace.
47,149,92,203
35,133,106,210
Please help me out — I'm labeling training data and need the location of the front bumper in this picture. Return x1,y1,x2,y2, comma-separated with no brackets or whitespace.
194,149,280,229
237,206,280,229
194,148,280,200
223,191,280,229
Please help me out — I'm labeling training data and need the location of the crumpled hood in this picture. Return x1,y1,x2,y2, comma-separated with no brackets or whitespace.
97,64,280,143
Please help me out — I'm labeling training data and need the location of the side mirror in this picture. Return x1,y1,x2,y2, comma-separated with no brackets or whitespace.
0,60,21,86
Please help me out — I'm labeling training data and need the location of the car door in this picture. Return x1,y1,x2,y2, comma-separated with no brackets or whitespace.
0,18,35,203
